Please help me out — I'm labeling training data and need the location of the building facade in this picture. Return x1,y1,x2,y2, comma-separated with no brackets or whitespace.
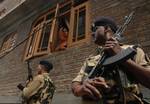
0,0,150,103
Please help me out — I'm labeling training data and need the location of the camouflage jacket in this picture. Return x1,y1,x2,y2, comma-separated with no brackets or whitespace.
22,73,55,104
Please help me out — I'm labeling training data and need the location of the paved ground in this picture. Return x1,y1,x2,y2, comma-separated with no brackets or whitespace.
0,96,21,104
52,93,96,104
0,91,149,104
0,93,97,104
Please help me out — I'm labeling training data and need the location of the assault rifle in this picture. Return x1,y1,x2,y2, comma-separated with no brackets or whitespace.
17,60,33,91
27,60,33,81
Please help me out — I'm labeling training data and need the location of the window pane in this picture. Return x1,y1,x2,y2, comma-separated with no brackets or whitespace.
34,18,44,27
77,7,86,40
73,0,88,7
27,31,36,56
38,23,51,52
59,3,71,14
46,12,55,21
73,10,78,42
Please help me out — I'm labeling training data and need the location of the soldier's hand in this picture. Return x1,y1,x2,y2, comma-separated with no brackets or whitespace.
72,77,108,100
93,77,109,88
104,37,122,55
81,78,102,99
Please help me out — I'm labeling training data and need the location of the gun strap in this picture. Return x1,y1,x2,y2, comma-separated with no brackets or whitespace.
115,65,126,104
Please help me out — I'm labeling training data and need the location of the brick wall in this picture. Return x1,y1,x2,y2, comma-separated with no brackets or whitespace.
90,0,150,54
0,0,150,103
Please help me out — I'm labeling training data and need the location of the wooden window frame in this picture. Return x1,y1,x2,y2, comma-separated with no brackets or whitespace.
0,32,17,54
31,23,45,56
24,27,39,60
24,20,53,60
24,4,59,60
68,1,90,47
24,0,90,60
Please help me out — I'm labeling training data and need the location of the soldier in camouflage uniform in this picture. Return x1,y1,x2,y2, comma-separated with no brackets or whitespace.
71,17,150,104
18,60,55,104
